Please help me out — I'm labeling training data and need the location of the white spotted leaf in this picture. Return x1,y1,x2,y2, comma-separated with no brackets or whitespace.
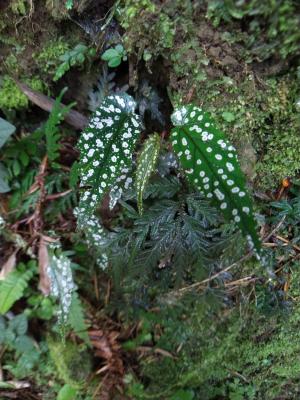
136,133,160,214
170,104,261,255
77,93,142,215
109,170,134,210
47,244,75,324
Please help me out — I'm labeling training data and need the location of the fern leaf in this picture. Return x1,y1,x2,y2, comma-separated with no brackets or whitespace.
77,93,142,215
136,133,160,214
0,268,33,314
45,88,74,162
170,105,261,255
68,293,90,345
88,66,116,112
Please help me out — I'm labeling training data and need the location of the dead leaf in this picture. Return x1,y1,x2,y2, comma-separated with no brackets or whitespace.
38,237,51,295
4,381,30,389
0,251,17,280
89,328,125,399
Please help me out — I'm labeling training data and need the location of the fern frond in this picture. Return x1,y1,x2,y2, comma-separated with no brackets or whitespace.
170,105,261,256
45,88,74,162
88,66,116,112
0,267,34,314
68,292,90,345
136,133,160,214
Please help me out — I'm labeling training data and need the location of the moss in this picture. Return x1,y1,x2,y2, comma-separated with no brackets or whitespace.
120,0,175,64
46,0,69,20
121,0,300,191
10,0,28,15
0,75,46,111
134,272,300,399
48,338,91,389
35,38,70,75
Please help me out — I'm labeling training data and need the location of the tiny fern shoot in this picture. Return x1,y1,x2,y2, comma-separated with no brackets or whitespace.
45,88,74,163
77,93,142,216
136,133,160,214
170,104,261,256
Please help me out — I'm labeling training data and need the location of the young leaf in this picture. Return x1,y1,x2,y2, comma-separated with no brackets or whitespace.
77,93,142,216
136,133,160,214
170,104,261,255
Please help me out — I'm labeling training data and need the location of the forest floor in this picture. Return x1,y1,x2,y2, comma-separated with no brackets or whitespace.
0,1,300,399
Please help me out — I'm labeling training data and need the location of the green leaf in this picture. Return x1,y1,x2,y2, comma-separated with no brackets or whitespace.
0,117,16,148
68,292,90,345
65,0,73,10
222,111,235,122
170,389,195,400
108,57,122,68
101,48,120,61
136,133,160,214
9,313,28,335
0,269,34,314
115,44,124,53
170,104,261,255
77,93,142,216
57,384,77,400
0,163,10,193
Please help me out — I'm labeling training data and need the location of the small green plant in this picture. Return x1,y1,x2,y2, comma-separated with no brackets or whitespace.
0,313,41,378
65,0,73,10
101,44,127,67
76,94,261,263
44,88,74,164
54,44,96,81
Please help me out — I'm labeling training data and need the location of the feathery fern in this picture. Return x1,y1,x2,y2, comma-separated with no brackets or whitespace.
68,292,90,344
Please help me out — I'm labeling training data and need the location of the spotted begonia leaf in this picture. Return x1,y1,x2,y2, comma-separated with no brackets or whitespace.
135,133,160,214
47,243,75,323
74,208,108,270
170,104,261,256
109,166,134,210
77,93,142,215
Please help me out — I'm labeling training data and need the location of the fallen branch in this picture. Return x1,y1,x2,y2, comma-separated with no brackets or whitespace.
14,80,88,130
